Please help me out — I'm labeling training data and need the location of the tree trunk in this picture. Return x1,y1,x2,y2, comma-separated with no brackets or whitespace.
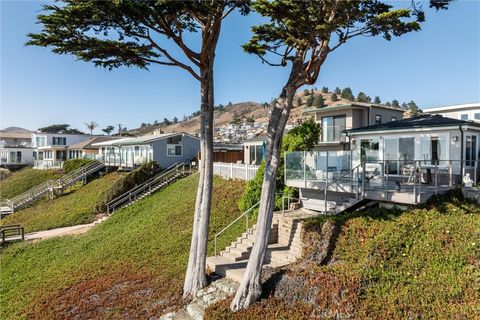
183,64,215,298
230,84,296,311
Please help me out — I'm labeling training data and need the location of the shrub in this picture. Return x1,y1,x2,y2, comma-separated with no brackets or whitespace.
63,158,94,173
101,161,160,209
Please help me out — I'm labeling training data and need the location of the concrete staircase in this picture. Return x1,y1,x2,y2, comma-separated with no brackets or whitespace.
206,213,304,282
300,189,363,214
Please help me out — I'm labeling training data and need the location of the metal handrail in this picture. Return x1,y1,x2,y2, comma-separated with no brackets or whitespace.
311,163,362,214
106,163,184,214
214,201,260,256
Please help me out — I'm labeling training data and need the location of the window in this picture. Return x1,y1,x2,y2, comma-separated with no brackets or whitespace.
391,117,397,122
466,135,477,166
321,115,346,142
475,113,480,120
360,139,379,162
52,137,66,145
134,146,140,156
9,152,16,163
167,144,182,156
17,151,22,163
375,115,382,125
420,135,447,165
167,136,182,144
460,114,469,121
35,136,46,147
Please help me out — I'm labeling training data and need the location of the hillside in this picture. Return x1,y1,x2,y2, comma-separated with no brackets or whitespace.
206,191,480,319
128,91,357,136
0,168,63,201
0,174,246,320
0,172,125,233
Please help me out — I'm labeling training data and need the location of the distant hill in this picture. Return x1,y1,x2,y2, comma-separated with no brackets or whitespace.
1,127,33,133
127,91,361,136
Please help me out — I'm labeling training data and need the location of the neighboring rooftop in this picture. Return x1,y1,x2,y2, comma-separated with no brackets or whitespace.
67,136,120,150
213,143,244,151
423,102,480,113
303,102,405,114
346,114,480,133
0,131,33,139
92,132,198,147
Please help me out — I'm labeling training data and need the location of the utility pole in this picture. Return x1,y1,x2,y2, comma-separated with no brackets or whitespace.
117,124,122,136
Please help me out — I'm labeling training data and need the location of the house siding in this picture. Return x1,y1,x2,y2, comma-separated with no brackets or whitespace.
152,134,199,169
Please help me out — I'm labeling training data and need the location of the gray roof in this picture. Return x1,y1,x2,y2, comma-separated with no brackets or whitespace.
303,102,405,114
68,136,120,150
213,143,243,151
346,115,480,134
92,132,199,147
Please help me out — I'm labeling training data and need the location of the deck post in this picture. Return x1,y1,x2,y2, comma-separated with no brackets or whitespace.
303,151,307,188
449,161,453,186
413,161,417,204
475,160,478,186
435,162,438,195
230,162,233,179
385,162,389,200
418,161,422,203
245,164,248,180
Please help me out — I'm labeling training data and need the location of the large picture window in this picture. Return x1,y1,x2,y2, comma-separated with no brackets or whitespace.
360,139,379,162
52,137,67,145
466,135,477,166
420,135,447,165
321,115,346,142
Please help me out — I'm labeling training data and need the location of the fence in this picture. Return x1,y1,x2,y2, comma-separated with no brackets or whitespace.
213,162,259,180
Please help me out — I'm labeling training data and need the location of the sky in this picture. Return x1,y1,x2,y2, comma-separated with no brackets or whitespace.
1,1,479,134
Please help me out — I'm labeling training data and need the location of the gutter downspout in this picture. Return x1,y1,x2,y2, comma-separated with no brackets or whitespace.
460,125,464,183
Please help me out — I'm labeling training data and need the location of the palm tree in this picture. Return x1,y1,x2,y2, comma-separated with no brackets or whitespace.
84,121,98,135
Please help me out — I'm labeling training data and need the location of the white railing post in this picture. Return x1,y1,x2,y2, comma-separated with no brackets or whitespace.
245,163,248,180
303,151,307,188
230,162,233,179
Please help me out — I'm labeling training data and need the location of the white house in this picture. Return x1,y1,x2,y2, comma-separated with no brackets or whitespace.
424,102,480,122
0,130,34,167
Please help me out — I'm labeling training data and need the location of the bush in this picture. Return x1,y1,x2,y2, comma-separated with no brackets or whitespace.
63,159,94,173
101,161,160,209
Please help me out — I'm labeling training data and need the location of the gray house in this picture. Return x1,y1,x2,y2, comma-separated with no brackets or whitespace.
93,132,200,169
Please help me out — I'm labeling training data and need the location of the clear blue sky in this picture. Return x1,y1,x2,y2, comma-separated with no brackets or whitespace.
1,1,479,133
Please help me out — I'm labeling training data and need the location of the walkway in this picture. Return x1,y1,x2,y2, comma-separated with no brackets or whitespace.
25,217,107,241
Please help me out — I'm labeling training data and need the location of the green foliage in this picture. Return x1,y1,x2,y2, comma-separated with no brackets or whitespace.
296,97,302,106
282,119,321,152
303,89,310,95
334,87,341,95
102,125,115,135
37,124,84,134
331,92,338,101
0,168,62,200
63,159,93,173
405,100,423,117
208,190,479,319
356,91,369,103
306,94,314,107
321,86,328,93
391,99,400,107
0,172,125,233
0,175,246,319
341,87,355,101
103,161,160,207
374,96,381,104
313,94,325,108
245,117,255,123
239,120,319,215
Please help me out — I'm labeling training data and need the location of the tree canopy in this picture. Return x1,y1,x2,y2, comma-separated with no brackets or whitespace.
37,124,85,134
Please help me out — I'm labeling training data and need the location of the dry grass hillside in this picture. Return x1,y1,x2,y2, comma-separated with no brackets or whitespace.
127,91,356,136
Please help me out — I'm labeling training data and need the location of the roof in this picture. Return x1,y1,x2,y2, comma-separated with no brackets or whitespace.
346,114,480,134
92,132,199,147
213,143,244,151
0,131,32,139
68,136,120,150
423,102,480,113
303,102,405,114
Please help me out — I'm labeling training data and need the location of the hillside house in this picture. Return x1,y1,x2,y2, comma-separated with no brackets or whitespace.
32,133,98,169
0,131,34,167
304,102,405,151
285,115,480,212
94,132,200,169
424,102,480,122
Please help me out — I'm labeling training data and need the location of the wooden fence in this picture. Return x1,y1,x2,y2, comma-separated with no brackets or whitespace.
213,162,259,181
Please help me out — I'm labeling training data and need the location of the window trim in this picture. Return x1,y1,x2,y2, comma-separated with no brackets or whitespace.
375,114,382,125
391,117,397,122
166,144,183,157
460,113,469,121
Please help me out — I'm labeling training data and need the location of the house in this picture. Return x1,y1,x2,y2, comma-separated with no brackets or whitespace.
213,143,244,163
32,133,98,169
0,130,34,168
93,132,200,169
303,103,405,151
285,114,480,212
243,136,267,165
67,136,120,160
424,102,480,122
